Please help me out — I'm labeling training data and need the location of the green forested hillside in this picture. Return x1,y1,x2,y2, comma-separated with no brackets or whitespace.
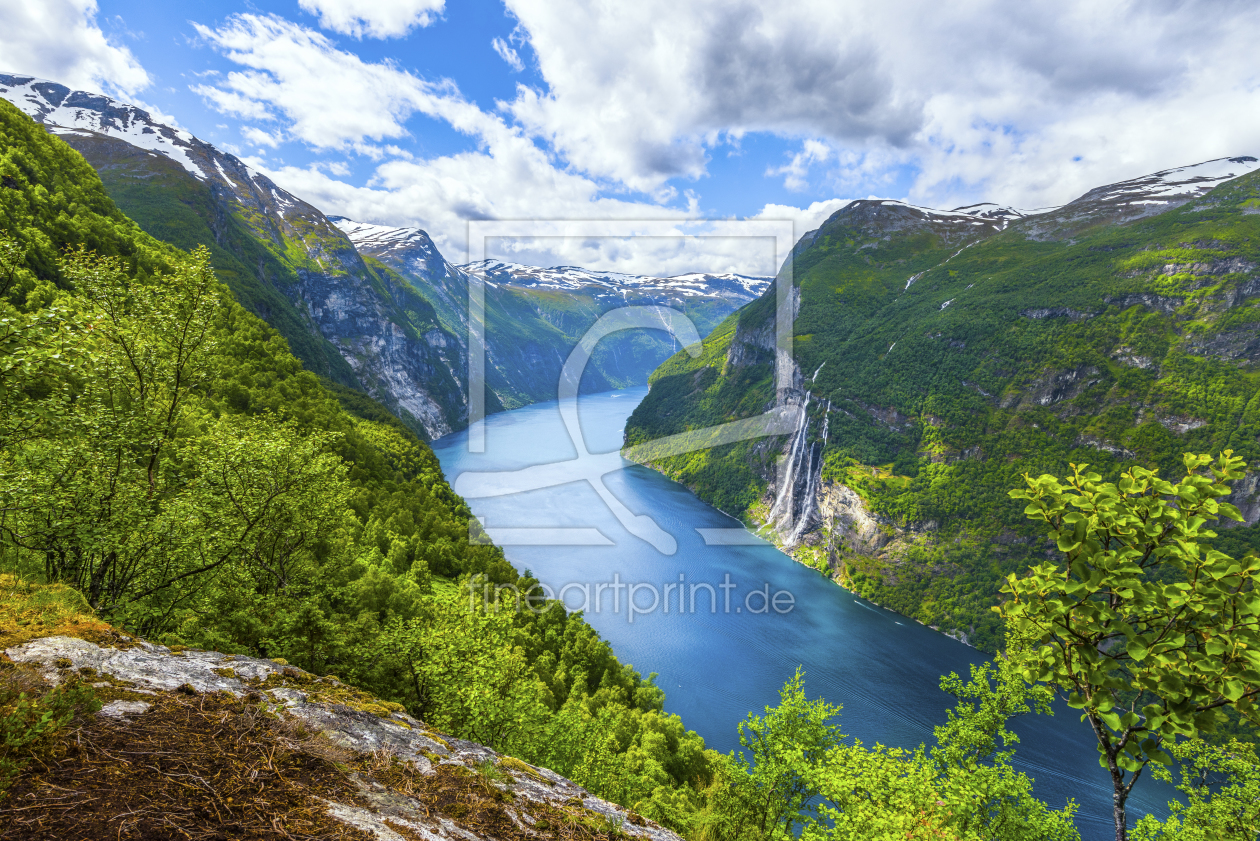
0,99,716,824
52,130,359,387
627,173,1260,652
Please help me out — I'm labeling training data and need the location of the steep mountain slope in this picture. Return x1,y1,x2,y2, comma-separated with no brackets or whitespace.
338,218,769,408
625,156,1260,650
0,73,472,439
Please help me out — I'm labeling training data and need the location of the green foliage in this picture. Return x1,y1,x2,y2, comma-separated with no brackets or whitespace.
688,665,1078,841
735,668,844,838
1001,452,1260,840
1131,739,1260,841
0,668,99,794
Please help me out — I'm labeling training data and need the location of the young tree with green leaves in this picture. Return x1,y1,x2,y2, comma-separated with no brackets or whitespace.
1130,738,1260,840
999,452,1260,841
800,657,1079,841
738,667,844,839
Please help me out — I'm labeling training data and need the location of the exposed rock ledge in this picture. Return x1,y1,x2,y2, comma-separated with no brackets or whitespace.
4,635,681,841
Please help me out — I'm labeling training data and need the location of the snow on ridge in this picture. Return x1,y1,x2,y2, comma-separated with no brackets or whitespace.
1095,156,1258,204
331,217,435,252
459,260,770,300
0,73,209,180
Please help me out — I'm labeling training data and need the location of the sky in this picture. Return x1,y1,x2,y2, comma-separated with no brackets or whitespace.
2,0,1260,275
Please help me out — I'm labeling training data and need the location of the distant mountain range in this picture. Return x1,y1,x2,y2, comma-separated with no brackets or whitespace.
0,72,768,433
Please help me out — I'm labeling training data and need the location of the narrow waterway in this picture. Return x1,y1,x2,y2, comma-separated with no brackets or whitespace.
431,386,1170,839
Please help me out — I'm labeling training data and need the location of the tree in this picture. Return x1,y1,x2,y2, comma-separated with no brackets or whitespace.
1130,739,1260,840
737,667,845,839
800,657,1079,841
999,453,1260,841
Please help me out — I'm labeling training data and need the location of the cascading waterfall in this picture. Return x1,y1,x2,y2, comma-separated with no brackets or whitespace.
770,392,811,525
787,401,830,546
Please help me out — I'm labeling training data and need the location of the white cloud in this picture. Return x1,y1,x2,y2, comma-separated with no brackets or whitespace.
492,37,524,72
501,0,1260,207
0,0,149,97
768,140,832,192
241,125,283,147
189,13,799,275
189,2,1260,276
297,0,444,39
192,14,473,152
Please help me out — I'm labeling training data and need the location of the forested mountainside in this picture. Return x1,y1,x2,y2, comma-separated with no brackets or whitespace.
336,222,767,408
0,72,473,439
0,98,730,827
625,156,1260,652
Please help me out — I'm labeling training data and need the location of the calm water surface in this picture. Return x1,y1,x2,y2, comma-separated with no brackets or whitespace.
431,387,1170,839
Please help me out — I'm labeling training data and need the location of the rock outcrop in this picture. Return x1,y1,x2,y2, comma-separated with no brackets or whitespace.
3,634,681,841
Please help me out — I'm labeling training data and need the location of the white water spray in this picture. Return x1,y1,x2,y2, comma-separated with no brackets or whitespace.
770,392,811,524
787,401,830,545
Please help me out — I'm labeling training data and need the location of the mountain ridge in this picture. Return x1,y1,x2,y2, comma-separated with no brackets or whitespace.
0,72,472,439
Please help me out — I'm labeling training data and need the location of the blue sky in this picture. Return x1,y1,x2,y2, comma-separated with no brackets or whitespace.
3,0,1260,273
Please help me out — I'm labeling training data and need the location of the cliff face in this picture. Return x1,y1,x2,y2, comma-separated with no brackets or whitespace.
3,632,680,841
0,74,470,439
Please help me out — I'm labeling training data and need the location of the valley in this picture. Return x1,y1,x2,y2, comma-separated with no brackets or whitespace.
3,53,1260,841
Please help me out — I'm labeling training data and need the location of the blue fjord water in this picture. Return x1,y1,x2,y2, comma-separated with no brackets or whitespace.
431,386,1170,839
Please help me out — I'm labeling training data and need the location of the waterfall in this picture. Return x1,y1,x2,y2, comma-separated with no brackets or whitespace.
787,402,830,546
770,392,811,523
812,362,826,382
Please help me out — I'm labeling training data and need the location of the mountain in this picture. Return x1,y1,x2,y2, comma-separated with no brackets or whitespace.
337,218,769,408
625,155,1260,651
0,72,471,439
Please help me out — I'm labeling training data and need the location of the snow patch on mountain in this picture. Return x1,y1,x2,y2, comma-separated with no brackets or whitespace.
1097,156,1260,204
460,259,771,304
0,73,209,180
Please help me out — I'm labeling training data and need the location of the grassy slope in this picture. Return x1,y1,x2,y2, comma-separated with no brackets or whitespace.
628,175,1260,651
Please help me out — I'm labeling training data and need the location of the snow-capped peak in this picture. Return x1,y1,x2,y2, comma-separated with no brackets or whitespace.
1095,156,1259,204
459,260,771,303
0,72,209,180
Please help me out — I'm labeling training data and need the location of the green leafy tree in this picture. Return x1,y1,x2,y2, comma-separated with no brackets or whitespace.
736,667,844,839
800,658,1078,841
1000,452,1260,841
1131,739,1260,841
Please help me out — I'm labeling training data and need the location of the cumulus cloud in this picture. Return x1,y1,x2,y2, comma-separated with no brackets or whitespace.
769,140,832,192
241,125,283,147
0,0,149,97
297,0,444,39
187,1,1260,274
502,0,1260,207
189,13,800,275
